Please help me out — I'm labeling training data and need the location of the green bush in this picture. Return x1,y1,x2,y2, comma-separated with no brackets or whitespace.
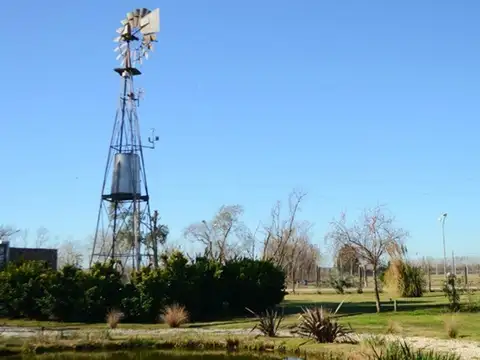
443,274,460,312
0,252,286,324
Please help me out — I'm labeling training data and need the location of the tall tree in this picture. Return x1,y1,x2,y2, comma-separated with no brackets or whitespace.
261,190,321,292
183,204,248,263
58,239,84,267
326,207,408,312
262,189,307,265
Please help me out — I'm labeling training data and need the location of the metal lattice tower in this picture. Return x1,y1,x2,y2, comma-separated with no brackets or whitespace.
90,8,160,271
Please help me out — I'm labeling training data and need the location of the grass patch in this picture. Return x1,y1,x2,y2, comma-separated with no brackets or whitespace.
4,291,480,341
0,331,359,358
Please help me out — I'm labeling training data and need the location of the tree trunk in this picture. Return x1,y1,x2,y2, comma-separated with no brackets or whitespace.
291,268,297,294
372,267,381,313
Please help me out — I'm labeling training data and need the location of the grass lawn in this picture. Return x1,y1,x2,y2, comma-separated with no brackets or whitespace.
2,291,480,341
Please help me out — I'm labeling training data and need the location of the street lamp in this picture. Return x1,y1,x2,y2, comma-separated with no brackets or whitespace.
438,213,448,277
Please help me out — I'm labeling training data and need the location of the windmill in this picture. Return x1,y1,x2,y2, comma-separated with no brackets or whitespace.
89,8,161,271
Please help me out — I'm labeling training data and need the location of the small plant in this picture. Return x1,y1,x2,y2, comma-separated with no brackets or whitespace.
294,300,353,343
385,320,402,335
160,303,189,328
225,336,240,351
329,276,354,294
246,307,284,337
443,273,460,312
444,316,458,339
366,340,460,360
106,309,123,329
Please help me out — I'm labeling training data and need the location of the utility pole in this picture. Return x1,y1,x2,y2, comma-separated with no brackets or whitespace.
439,213,448,277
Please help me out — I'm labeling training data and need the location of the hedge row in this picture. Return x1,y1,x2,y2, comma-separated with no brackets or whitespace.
0,251,286,323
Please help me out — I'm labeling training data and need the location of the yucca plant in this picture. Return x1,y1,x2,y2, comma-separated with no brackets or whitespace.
294,301,353,343
367,340,460,360
246,307,284,337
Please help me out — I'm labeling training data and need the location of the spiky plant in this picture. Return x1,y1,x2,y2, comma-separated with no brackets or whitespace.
246,307,284,337
295,301,352,343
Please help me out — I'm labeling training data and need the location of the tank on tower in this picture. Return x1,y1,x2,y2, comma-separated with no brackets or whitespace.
111,153,141,200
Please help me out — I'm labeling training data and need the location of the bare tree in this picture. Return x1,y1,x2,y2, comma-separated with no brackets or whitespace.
0,226,18,241
183,204,247,263
262,189,307,265
35,227,50,248
261,190,321,292
58,239,84,267
326,207,408,312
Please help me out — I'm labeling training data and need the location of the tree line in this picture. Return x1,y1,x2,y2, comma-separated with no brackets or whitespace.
2,189,414,313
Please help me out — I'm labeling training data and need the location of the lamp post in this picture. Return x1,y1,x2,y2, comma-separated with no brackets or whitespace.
438,213,448,277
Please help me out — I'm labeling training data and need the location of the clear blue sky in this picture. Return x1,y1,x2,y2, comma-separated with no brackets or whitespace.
2,1,480,261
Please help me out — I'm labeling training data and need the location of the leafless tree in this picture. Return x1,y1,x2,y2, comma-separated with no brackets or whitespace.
261,190,307,264
183,204,248,263
325,207,408,312
0,226,18,241
35,227,50,248
58,239,84,267
261,190,321,291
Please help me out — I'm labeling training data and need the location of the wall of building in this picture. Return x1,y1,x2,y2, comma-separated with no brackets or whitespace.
9,247,58,270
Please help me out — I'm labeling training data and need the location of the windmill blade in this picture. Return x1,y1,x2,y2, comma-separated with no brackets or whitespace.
140,8,160,34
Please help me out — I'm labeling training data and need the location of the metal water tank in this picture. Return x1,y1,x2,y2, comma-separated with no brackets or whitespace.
111,153,141,198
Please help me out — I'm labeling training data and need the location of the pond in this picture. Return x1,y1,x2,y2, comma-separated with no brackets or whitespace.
10,352,296,360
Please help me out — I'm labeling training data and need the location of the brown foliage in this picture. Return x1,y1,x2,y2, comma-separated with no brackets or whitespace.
160,304,190,328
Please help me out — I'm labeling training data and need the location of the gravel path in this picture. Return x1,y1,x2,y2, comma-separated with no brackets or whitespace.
1,326,480,360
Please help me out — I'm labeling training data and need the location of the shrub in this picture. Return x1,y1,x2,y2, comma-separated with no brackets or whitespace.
0,261,54,319
0,254,286,324
295,301,353,343
444,316,458,339
385,320,402,335
443,274,460,312
329,276,354,294
160,304,189,328
221,258,286,315
246,307,284,337
383,259,425,298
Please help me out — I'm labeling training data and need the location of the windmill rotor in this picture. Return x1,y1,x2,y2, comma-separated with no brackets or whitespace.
113,8,160,68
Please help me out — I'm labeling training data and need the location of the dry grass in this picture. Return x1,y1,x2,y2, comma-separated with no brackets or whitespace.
385,320,402,335
160,303,190,328
444,316,458,339
106,309,123,329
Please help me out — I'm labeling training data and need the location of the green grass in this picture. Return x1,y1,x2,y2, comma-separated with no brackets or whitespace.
2,291,480,341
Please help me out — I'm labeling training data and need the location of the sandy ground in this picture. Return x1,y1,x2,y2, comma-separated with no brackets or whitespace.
1,326,479,359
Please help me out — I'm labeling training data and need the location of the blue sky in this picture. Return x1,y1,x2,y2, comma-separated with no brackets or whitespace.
2,1,480,261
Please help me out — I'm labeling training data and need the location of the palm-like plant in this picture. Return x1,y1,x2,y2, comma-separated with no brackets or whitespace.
295,301,352,343
246,307,284,337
